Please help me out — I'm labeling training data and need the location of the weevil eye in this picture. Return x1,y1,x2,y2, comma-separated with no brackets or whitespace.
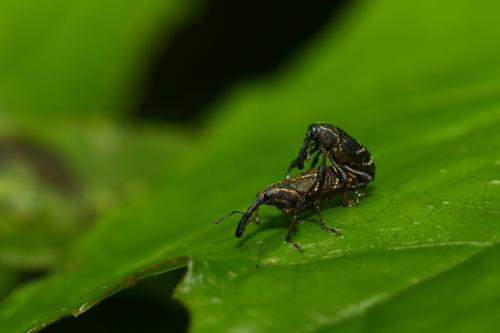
308,125,320,138
263,193,270,202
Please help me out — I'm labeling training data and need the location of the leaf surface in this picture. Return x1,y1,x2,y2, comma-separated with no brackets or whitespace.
1,0,500,332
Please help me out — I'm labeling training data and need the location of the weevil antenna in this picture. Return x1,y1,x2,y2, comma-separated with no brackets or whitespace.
214,210,246,224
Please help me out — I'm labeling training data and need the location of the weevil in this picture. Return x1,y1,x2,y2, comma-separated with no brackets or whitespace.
216,166,365,251
286,123,375,191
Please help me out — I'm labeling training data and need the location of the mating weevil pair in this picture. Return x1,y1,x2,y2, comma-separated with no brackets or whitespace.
216,123,375,251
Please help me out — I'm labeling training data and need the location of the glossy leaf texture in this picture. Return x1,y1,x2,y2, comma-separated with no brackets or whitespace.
1,0,500,332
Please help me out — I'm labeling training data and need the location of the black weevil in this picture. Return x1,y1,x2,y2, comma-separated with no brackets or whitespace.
286,123,375,190
216,166,366,251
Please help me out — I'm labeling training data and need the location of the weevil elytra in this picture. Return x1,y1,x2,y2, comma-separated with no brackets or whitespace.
216,166,366,251
286,123,375,191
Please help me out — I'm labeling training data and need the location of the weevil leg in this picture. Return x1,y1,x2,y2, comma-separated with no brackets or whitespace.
357,191,366,200
314,205,340,235
342,191,366,207
285,158,299,179
285,215,303,252
342,165,373,183
328,153,347,189
309,150,321,168
342,192,351,207
242,210,262,225
285,147,318,179
306,152,327,195
286,146,318,179
318,150,327,180
305,146,319,165
241,214,260,225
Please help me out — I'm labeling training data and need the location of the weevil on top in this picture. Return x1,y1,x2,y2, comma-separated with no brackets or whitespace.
287,123,375,189
216,122,375,251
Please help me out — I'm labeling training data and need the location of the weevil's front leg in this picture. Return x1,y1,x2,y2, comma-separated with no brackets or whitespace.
286,146,311,179
309,149,321,169
314,205,340,235
285,215,303,252
285,146,318,179
328,153,347,189
306,151,327,195
286,158,300,179
342,191,366,207
318,150,327,180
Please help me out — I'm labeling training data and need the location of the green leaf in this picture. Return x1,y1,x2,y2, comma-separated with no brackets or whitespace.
0,119,191,271
1,0,500,332
324,243,500,333
0,0,198,118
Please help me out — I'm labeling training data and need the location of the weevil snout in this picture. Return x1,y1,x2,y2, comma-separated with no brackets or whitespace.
235,213,251,238
235,194,265,238
235,187,301,238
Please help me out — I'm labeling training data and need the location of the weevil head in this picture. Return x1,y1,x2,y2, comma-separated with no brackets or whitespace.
235,185,300,238
306,123,322,140
307,123,340,151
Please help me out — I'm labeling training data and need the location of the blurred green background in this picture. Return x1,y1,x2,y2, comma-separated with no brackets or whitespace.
0,0,499,332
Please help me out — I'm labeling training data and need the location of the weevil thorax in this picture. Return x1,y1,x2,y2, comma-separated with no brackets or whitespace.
235,180,302,238
309,123,375,180
259,182,301,211
308,123,340,151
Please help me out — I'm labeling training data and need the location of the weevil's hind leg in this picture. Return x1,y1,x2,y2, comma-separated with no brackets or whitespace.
314,205,340,235
285,215,303,252
342,191,366,207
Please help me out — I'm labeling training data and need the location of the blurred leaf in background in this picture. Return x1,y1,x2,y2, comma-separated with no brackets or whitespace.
0,0,199,118
0,0,198,301
0,0,500,332
0,123,191,273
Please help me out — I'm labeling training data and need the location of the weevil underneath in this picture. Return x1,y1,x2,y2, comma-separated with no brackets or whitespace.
216,166,366,251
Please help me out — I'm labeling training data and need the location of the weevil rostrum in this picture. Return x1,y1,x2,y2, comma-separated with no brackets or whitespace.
286,123,375,191
216,166,367,251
